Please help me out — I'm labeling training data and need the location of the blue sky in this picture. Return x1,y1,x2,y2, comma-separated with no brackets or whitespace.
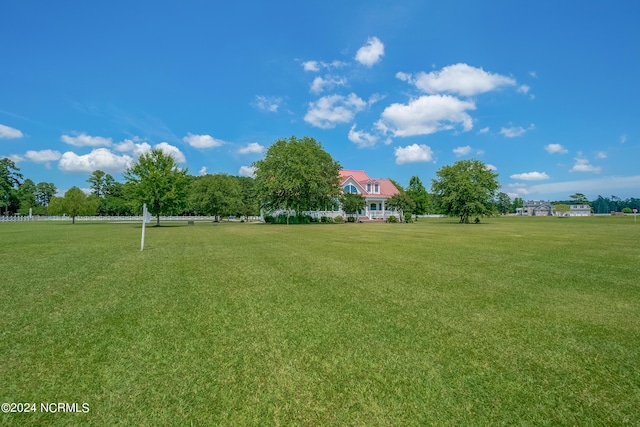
1,1,639,200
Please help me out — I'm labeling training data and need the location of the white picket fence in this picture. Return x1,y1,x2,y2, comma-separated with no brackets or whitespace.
0,215,262,223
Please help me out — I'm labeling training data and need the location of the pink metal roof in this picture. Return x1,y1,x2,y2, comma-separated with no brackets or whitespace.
340,170,400,198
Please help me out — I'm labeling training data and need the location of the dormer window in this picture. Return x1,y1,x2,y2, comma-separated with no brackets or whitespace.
366,183,371,192
374,184,379,193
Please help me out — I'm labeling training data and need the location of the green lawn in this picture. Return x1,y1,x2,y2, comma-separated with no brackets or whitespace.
1,217,639,425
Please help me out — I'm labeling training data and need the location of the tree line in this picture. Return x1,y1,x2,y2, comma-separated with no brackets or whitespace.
2,135,636,224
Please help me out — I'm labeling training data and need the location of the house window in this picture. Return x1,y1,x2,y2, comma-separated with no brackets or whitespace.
374,184,379,193
344,184,357,194
370,203,377,211
367,183,371,192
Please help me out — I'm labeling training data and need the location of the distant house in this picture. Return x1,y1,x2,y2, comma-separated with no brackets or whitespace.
338,170,401,220
519,200,554,216
568,204,591,216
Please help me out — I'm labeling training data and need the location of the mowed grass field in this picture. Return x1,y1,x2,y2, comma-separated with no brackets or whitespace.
1,217,639,426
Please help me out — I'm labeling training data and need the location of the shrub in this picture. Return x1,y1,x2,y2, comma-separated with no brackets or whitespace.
388,215,398,223
325,217,334,223
334,216,343,223
622,207,632,214
264,215,274,223
347,216,355,222
320,216,327,223
404,213,413,223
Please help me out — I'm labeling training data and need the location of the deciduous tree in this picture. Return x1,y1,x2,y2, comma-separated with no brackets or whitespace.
386,193,416,223
431,159,499,224
341,192,366,220
49,187,99,224
189,174,241,221
124,148,189,226
253,136,341,224
0,158,23,215
406,176,429,218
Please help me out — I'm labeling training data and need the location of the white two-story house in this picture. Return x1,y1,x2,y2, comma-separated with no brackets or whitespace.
338,170,401,220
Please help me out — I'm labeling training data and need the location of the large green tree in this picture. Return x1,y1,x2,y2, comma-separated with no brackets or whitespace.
253,136,342,223
1,158,23,215
189,174,241,221
35,182,57,208
495,192,512,215
124,148,189,226
431,159,499,224
49,187,99,224
87,170,115,197
406,176,429,218
237,176,260,221
386,192,416,223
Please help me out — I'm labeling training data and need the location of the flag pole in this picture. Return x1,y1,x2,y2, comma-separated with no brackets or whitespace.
141,203,147,251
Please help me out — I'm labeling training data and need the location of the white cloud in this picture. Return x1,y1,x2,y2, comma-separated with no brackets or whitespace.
238,142,265,154
517,84,530,94
114,139,152,157
253,96,282,112
310,75,347,94
183,133,225,148
529,71,538,78
620,134,627,144
348,124,378,148
238,165,255,177
570,155,601,173
24,149,62,163
198,166,207,176
302,60,320,72
486,164,497,171
500,124,535,138
510,171,550,181
304,93,367,129
7,154,24,163
453,145,473,157
58,148,133,173
355,36,384,67
301,59,346,72
399,63,516,97
595,151,607,159
61,132,112,147
376,95,475,137
155,142,186,163
394,144,435,165
0,124,24,139
545,143,568,154
478,127,490,134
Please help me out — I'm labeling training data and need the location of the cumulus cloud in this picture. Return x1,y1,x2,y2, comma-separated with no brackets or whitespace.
348,124,378,148
398,63,516,97
238,142,265,154
517,84,530,94
310,75,347,94
545,143,568,154
155,142,186,163
355,36,384,67
486,164,497,171
570,155,601,173
114,139,152,157
376,95,475,137
24,149,62,163
453,145,473,157
7,154,25,163
302,60,320,72
198,166,207,176
58,148,133,173
253,95,282,112
500,124,534,138
0,124,24,139
478,127,490,134
304,93,367,129
394,144,435,165
61,132,112,147
238,165,255,177
510,171,550,181
183,133,225,149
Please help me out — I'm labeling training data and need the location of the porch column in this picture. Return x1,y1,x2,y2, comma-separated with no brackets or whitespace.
382,199,385,219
